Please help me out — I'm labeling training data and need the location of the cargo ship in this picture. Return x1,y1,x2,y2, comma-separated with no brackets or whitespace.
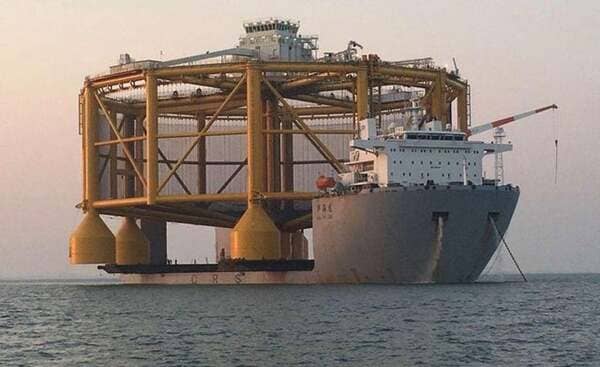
69,18,556,284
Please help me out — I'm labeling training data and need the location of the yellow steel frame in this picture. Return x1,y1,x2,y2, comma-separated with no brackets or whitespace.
81,59,469,228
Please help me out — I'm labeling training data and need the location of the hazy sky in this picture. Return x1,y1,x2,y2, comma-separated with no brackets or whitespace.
1,0,599,278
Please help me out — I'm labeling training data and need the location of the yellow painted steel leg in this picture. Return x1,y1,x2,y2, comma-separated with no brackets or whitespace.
230,65,281,260
197,112,207,194
457,87,468,133
146,72,158,204
356,67,369,121
69,85,115,264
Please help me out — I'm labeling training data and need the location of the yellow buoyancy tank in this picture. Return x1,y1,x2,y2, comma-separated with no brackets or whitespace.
69,211,116,264
115,217,150,265
230,205,281,260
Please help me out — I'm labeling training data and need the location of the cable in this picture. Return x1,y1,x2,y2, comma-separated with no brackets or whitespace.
489,216,527,282
554,109,559,185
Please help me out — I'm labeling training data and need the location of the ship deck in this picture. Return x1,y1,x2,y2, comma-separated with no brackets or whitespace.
99,259,315,274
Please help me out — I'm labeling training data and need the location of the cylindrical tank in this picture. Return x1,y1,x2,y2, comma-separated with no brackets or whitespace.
69,211,115,264
115,217,150,265
230,205,281,260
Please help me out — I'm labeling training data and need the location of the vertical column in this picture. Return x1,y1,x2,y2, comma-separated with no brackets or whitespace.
70,84,115,265
196,112,207,194
133,114,144,197
145,72,158,204
83,85,98,210
431,72,447,124
281,113,294,193
108,110,118,198
141,218,167,265
457,88,468,133
356,67,369,121
246,65,265,203
122,114,136,197
230,65,280,260
265,99,281,193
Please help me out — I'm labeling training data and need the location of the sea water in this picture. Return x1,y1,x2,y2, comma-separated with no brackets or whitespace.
1,274,598,366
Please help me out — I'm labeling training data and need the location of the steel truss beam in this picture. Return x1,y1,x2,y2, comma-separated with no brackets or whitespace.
94,93,147,188
263,78,347,173
157,73,247,193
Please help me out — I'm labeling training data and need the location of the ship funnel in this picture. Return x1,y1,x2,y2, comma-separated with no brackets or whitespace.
69,211,116,264
115,217,150,265
230,206,281,260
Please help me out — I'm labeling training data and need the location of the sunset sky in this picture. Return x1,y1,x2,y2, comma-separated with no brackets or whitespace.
1,0,599,278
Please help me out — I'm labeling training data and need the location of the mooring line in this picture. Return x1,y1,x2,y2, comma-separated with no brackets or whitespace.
489,216,528,282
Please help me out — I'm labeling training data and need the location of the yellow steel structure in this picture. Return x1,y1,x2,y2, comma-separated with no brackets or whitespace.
71,58,470,263
230,66,280,260
69,211,116,264
145,72,158,205
115,217,150,265
69,84,116,264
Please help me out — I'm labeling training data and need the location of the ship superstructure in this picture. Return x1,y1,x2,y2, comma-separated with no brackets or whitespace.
341,118,511,188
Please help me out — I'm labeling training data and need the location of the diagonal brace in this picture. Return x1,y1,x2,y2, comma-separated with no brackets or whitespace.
157,73,247,194
263,78,347,173
94,94,147,188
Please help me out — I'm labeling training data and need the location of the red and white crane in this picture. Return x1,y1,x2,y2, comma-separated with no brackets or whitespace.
466,104,558,184
466,104,558,137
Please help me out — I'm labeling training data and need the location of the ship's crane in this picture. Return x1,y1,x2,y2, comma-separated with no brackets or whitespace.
467,104,558,137
467,103,558,184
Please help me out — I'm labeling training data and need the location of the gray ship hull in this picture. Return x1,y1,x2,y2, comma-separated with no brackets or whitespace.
312,185,519,283
118,185,518,284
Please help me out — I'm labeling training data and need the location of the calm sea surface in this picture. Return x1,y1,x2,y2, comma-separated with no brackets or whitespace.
0,274,598,366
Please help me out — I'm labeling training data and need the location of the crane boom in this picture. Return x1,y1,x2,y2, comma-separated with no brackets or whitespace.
467,104,558,136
